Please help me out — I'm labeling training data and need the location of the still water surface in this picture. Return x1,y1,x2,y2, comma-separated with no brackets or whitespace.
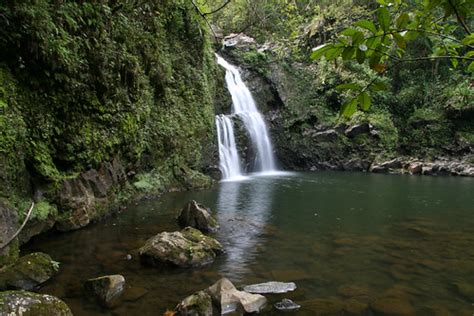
26,172,474,315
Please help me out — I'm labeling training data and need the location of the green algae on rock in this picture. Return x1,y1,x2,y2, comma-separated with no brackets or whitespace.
0,291,72,316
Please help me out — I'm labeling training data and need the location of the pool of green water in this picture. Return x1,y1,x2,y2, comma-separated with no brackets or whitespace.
25,171,474,315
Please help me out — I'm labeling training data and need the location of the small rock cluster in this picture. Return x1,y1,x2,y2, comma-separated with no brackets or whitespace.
176,278,298,315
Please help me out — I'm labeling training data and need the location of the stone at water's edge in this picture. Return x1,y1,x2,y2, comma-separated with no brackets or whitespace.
274,298,301,311
177,200,219,233
243,281,296,294
0,252,58,291
138,227,224,268
207,278,267,314
0,291,72,315
176,290,213,316
84,274,125,307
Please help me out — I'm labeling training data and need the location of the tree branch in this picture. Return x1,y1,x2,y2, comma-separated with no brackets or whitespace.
202,0,231,15
446,0,471,34
0,202,35,250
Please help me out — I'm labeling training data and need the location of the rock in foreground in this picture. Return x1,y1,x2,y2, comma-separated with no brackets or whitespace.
177,200,219,233
84,274,125,307
207,278,267,314
0,291,72,315
177,290,213,316
139,227,224,268
243,281,296,294
274,298,301,311
0,252,59,290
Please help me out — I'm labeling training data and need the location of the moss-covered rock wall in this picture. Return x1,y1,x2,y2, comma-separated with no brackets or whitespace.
0,0,222,265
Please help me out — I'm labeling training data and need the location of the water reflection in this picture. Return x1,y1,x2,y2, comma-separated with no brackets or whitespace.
216,178,274,279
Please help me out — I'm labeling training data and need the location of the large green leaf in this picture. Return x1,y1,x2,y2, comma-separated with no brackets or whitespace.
396,13,410,29
311,44,331,60
341,98,358,117
393,32,406,49
358,92,371,111
336,83,360,90
355,20,377,34
377,7,390,32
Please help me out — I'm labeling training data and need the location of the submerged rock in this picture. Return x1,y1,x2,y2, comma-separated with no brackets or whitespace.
178,200,219,233
139,227,224,268
274,298,301,311
84,274,125,307
176,290,213,316
0,290,72,315
243,281,296,294
302,298,345,315
207,278,267,314
0,252,59,290
453,282,474,301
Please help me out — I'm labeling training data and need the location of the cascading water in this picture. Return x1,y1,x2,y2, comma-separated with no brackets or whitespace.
215,54,276,180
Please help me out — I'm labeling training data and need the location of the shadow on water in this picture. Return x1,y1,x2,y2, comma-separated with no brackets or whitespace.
23,171,474,315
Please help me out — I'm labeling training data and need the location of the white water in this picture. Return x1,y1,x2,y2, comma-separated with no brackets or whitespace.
215,54,277,181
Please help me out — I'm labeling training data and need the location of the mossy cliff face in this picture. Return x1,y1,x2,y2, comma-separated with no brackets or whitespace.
0,1,223,262
220,36,473,172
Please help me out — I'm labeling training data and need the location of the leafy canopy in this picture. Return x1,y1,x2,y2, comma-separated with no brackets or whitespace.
311,0,473,117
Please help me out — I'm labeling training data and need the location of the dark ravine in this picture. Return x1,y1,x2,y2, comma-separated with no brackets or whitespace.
218,34,473,177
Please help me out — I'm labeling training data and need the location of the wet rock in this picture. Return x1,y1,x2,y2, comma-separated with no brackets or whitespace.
84,274,125,307
223,33,256,49
178,200,219,233
370,297,415,316
139,227,224,268
342,159,371,171
207,278,267,314
302,298,345,315
345,123,370,138
274,298,301,311
243,281,296,294
0,201,18,268
453,282,474,301
0,290,72,315
177,290,213,316
408,162,423,175
0,252,59,290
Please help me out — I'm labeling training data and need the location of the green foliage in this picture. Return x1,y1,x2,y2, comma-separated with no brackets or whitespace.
0,1,218,205
311,0,473,115
31,201,58,222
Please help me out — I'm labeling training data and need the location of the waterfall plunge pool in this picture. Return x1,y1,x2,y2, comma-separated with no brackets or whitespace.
24,171,474,315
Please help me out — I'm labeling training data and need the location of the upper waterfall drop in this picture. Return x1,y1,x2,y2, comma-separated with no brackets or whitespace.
215,54,277,180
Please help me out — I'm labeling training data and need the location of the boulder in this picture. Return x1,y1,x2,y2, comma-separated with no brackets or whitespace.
380,158,402,169
176,290,213,316
453,282,474,301
178,200,219,233
313,129,339,142
274,298,301,311
207,278,267,314
243,281,296,294
223,33,256,49
408,162,423,175
345,123,371,138
84,274,125,307
0,291,72,315
139,227,224,268
0,252,59,290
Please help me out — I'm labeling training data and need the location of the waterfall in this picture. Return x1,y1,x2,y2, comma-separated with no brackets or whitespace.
215,54,276,180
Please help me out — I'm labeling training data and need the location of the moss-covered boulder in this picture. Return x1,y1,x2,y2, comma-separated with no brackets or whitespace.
139,227,224,268
0,290,72,315
84,274,125,308
177,200,219,233
176,290,213,316
0,252,59,291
